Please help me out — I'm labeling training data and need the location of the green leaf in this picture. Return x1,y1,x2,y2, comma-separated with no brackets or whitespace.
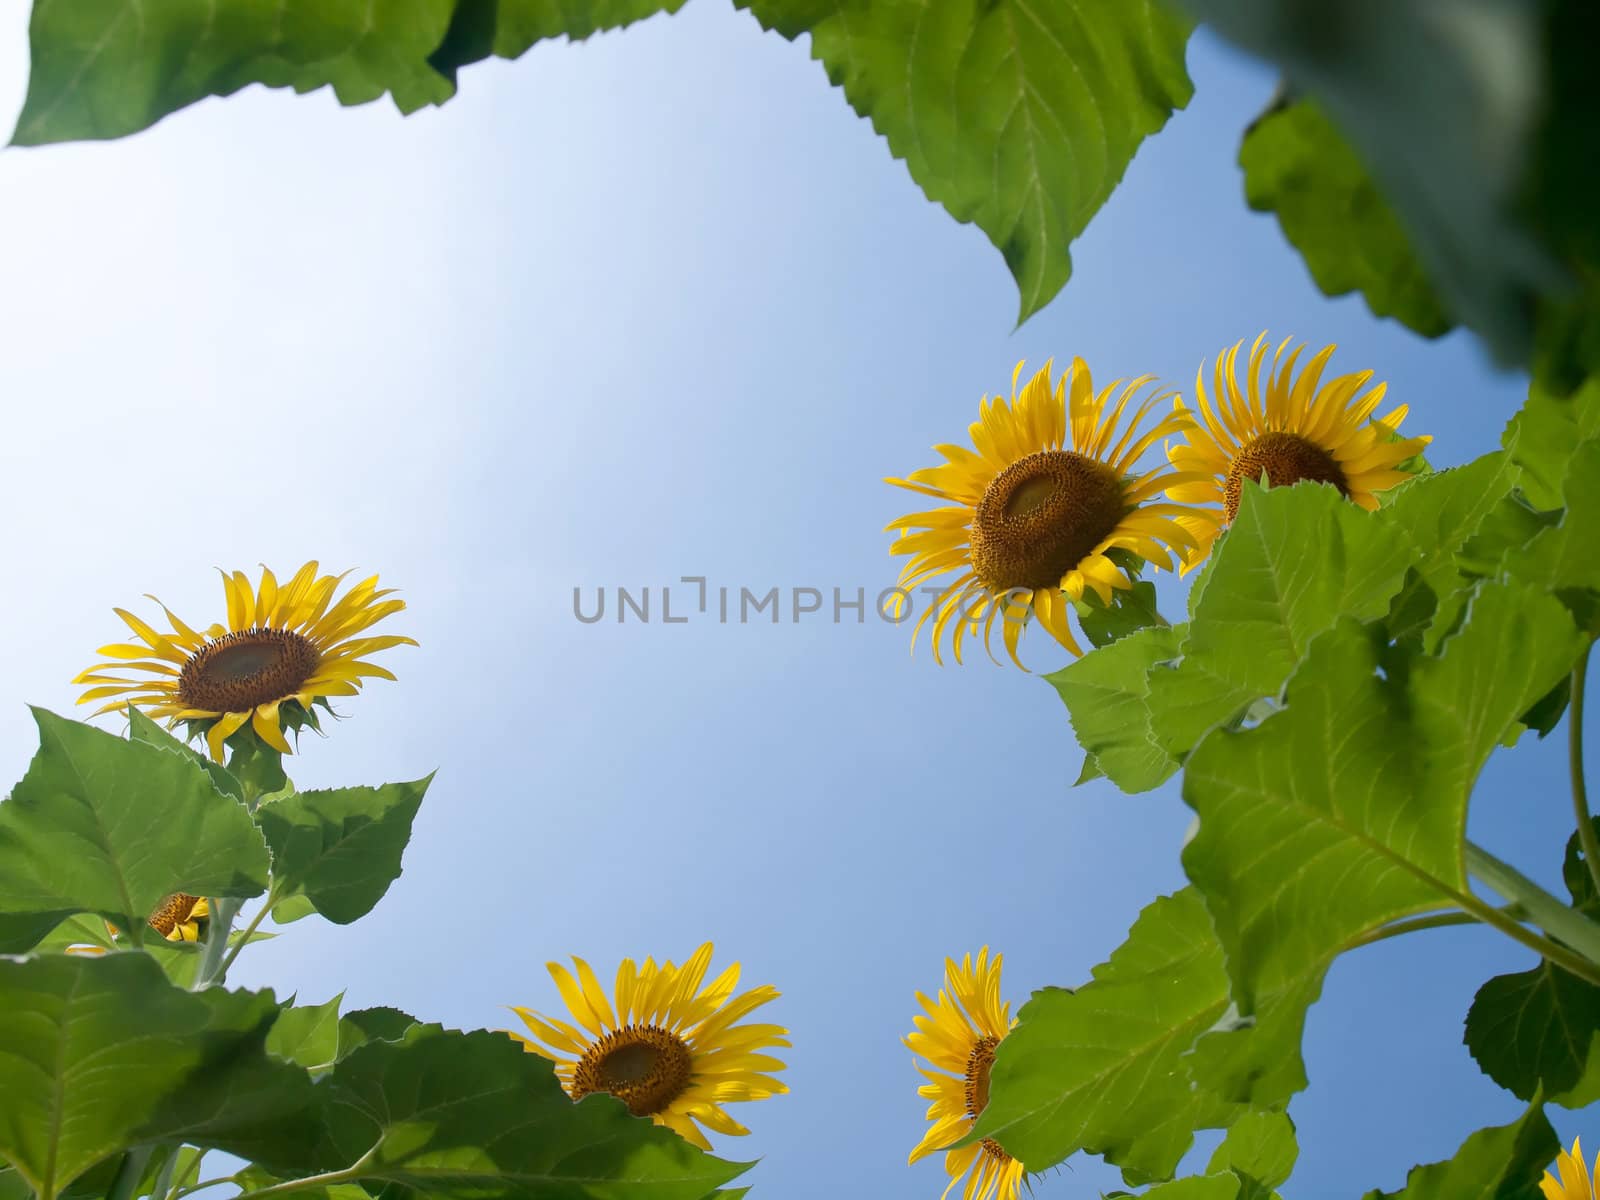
1183,580,1585,1024
1181,0,1579,365
269,994,345,1070
1463,962,1600,1106
1047,624,1181,793
972,889,1237,1183
302,1024,749,1198
12,0,460,145
254,777,432,923
0,709,270,951
1127,1178,1241,1200
1504,377,1600,511
1075,581,1167,649
1374,455,1522,608
1239,96,1451,338
428,0,685,81
1501,437,1600,610
127,709,243,802
1146,482,1417,763
0,953,313,1200
1359,1103,1557,1200
1206,1111,1296,1190
270,893,320,925
738,0,1195,322
337,1006,421,1060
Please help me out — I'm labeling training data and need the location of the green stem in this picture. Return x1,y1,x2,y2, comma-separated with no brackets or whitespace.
170,1175,233,1200
1572,646,1600,902
168,1151,204,1200
229,1151,376,1200
215,894,275,979
192,897,242,990
103,1148,153,1200
1348,910,1481,948
145,1150,179,1200
1465,841,1600,985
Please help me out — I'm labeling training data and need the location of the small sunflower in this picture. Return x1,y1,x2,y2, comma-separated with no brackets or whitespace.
74,562,414,761
905,948,1025,1200
98,893,210,948
1165,333,1431,561
1545,1138,1599,1200
148,893,209,942
886,358,1215,668
509,943,788,1150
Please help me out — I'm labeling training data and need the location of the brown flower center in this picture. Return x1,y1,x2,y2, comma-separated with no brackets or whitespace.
572,1024,693,1116
970,451,1128,591
148,893,204,939
177,628,319,713
964,1035,1012,1164
1224,431,1349,521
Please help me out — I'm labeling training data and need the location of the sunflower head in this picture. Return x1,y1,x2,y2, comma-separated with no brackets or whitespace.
1545,1138,1598,1200
74,562,416,761
1166,333,1432,560
885,359,1217,669
904,948,1025,1200
148,893,209,942
509,943,788,1150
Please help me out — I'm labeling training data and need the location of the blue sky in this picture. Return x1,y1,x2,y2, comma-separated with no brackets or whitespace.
0,5,1588,1197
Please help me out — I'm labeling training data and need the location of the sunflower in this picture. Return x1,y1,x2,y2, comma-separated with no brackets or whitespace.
905,948,1025,1200
509,942,788,1150
885,358,1215,668
74,562,414,761
1545,1138,1599,1200
98,893,210,948
147,893,209,942
1165,333,1431,560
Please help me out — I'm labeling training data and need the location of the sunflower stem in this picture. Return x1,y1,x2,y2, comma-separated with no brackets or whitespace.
193,897,242,990
1571,646,1600,903
103,1147,153,1200
1464,841,1600,984
228,1150,376,1200
215,893,275,979
144,1147,180,1200
170,1174,235,1200
1348,910,1482,948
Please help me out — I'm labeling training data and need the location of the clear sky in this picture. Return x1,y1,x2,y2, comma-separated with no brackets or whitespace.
0,5,1588,1197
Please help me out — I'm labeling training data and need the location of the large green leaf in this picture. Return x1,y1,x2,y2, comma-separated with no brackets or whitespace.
1359,1104,1557,1200
1046,624,1182,793
0,709,269,950
1468,816,1600,1110
428,0,686,81
738,0,1195,322
268,994,345,1071
1463,962,1600,1106
0,953,313,1200
1205,1111,1295,1190
972,889,1237,1184
297,1024,749,1199
12,0,458,145
1503,377,1600,512
1145,482,1416,765
254,777,432,924
1181,0,1588,366
1183,581,1585,1021
12,0,683,146
1239,97,1451,338
1500,437,1600,611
